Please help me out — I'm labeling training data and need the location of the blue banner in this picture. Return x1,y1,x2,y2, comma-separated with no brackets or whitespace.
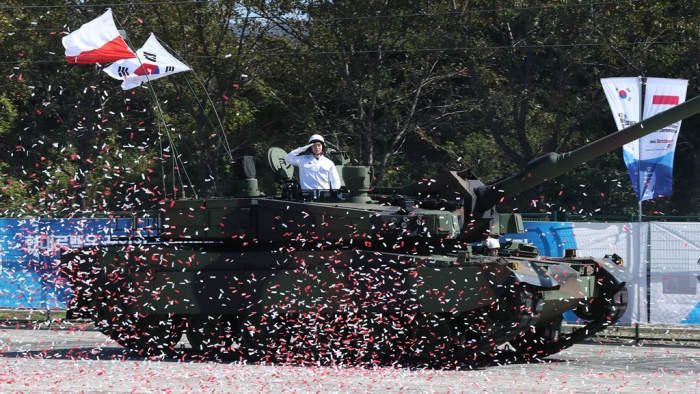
602,77,688,202
0,218,128,309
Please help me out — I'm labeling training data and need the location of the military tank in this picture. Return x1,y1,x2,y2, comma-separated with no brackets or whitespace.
60,94,700,365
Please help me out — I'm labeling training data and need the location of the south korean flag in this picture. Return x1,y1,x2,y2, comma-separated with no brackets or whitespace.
104,33,191,90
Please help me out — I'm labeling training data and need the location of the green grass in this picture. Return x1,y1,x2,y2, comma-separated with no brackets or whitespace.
0,309,67,322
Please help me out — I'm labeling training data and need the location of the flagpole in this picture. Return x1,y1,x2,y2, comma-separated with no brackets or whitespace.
638,76,647,324
638,75,644,223
155,37,236,163
113,28,197,199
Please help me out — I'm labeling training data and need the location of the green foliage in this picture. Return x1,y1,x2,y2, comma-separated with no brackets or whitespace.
0,0,699,217
0,94,17,136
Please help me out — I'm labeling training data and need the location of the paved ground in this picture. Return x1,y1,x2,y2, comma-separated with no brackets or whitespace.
0,325,699,393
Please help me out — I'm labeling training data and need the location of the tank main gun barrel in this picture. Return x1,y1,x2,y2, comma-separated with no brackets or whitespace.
476,93,700,209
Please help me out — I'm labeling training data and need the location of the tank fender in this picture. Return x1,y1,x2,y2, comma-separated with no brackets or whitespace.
479,259,560,298
511,271,560,291
594,254,632,288
532,260,580,287
500,258,561,291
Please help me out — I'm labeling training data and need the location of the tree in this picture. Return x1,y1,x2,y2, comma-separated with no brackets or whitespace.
245,0,480,186
2,0,700,218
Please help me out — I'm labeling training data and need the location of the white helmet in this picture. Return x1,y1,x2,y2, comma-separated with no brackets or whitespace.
308,134,325,144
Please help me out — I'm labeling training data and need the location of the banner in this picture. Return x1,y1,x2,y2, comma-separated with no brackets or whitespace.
601,77,643,199
601,77,687,201
103,33,191,90
638,78,687,200
0,218,118,309
601,77,642,131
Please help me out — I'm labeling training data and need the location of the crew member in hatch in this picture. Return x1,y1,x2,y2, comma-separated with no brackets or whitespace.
284,134,341,191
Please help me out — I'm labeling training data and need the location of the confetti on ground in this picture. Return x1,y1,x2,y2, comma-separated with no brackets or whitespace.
1,326,700,393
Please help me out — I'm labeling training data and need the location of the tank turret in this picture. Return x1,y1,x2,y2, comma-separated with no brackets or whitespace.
60,94,700,365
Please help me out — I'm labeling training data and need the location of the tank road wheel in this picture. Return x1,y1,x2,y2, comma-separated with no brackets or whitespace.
605,286,630,323
290,313,349,365
573,287,629,322
573,296,606,320
296,313,383,365
108,315,142,350
459,285,541,359
186,314,237,354
132,313,184,358
284,313,333,365
410,313,457,366
485,288,523,327
511,287,629,361
239,312,281,362
315,313,403,366
361,313,401,363
89,289,140,351
327,314,362,364
89,289,119,336
509,322,561,361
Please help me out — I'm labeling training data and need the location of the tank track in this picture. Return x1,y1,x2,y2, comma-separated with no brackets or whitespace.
225,285,545,367
454,284,543,363
261,287,544,367
509,285,629,361
88,284,545,366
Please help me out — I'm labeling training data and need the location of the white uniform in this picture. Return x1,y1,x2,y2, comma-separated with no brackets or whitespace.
284,145,341,190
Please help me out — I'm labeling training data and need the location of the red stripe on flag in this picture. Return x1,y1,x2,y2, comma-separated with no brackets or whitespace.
66,37,134,64
652,95,679,105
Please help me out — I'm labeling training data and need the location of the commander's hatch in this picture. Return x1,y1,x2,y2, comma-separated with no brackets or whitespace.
267,147,294,184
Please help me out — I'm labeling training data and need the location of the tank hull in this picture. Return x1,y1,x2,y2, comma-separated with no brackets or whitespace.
60,196,629,364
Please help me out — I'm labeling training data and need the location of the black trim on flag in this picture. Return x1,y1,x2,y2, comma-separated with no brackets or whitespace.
117,66,130,78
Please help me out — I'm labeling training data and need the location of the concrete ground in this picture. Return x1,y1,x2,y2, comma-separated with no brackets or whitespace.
0,324,699,393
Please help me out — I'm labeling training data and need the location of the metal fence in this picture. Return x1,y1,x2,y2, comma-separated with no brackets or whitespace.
521,212,700,223
519,219,700,325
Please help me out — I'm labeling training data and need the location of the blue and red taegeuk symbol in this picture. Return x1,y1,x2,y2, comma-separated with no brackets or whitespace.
618,90,628,99
134,63,159,76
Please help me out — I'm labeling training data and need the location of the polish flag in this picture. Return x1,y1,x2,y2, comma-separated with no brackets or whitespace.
652,95,680,105
62,9,136,64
